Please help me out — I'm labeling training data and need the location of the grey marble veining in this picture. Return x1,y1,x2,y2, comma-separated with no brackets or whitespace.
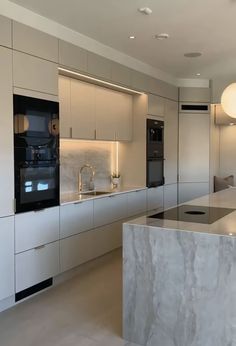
123,223,236,346
60,140,114,193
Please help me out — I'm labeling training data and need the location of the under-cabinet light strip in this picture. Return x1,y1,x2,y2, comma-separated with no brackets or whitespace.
58,67,144,95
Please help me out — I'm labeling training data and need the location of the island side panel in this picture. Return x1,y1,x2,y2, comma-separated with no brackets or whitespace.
123,223,236,346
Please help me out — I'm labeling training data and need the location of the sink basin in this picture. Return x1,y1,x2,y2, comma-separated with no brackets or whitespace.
80,191,111,196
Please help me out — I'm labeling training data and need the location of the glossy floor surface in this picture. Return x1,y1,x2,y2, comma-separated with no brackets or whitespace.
0,249,140,346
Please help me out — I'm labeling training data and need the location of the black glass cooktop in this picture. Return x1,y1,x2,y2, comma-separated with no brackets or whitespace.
149,205,235,224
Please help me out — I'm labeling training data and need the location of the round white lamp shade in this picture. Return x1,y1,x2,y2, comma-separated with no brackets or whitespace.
221,83,236,118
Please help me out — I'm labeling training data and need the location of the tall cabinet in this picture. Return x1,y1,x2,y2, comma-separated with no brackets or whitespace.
178,87,211,203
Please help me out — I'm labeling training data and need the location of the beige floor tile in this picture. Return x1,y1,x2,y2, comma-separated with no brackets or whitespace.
0,249,141,346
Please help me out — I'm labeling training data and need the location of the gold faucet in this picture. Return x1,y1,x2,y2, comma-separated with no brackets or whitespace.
79,164,95,193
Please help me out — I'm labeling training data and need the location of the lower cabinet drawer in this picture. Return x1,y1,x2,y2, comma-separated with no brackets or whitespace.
147,186,164,211
60,221,122,272
15,241,59,293
127,190,147,216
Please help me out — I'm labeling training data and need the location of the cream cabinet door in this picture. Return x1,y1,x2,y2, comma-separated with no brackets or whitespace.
13,51,58,95
59,40,87,72
148,94,165,117
179,113,210,183
95,86,133,141
58,75,71,138
60,200,94,239
0,47,14,217
0,15,12,48
164,184,178,209
15,241,59,292
127,190,147,216
71,79,96,139
115,92,133,141
0,216,14,301
164,99,178,184
147,187,163,211
95,86,117,140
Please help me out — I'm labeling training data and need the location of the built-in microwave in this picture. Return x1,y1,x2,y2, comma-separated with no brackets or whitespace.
146,119,164,187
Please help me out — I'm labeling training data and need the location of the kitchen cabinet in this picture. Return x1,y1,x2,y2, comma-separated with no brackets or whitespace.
59,40,87,72
60,220,122,272
87,52,112,80
0,15,12,48
127,190,147,216
15,241,59,293
179,87,211,103
148,77,178,101
164,99,178,184
15,207,60,253
60,200,94,239
59,76,133,141
164,184,178,209
0,217,14,301
0,47,14,217
13,51,58,95
13,21,58,62
147,94,165,117
95,86,132,141
147,187,163,211
111,62,132,87
131,70,149,92
58,75,71,138
93,194,128,228
71,78,96,139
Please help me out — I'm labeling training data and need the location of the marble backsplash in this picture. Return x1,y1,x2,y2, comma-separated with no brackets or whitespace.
60,140,115,193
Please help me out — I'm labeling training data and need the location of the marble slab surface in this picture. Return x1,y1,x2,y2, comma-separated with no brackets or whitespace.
126,189,236,237
123,222,236,346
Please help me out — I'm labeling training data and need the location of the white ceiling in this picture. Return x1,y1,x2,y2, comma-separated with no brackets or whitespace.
8,0,236,80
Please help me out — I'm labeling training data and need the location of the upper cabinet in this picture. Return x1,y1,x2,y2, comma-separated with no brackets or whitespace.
95,86,132,141
111,62,132,87
87,52,112,80
59,76,133,141
164,99,178,184
179,87,211,103
0,15,12,48
13,21,59,62
147,94,165,117
71,78,96,139
13,51,58,95
0,47,14,217
59,40,87,72
131,71,149,92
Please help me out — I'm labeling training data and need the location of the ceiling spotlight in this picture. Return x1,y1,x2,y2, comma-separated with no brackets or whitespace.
129,35,135,39
138,7,153,15
184,52,202,58
154,33,169,40
196,73,201,76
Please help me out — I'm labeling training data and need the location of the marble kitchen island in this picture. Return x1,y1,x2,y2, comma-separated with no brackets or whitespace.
123,189,236,346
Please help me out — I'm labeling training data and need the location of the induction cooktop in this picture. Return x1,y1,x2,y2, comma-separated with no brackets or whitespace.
149,205,235,224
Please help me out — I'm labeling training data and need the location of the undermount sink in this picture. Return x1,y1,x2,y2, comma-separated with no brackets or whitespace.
79,191,111,196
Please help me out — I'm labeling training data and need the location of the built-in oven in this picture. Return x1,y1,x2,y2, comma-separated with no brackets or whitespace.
14,94,59,213
146,119,164,187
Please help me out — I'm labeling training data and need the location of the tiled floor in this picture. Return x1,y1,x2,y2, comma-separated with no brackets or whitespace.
0,249,140,346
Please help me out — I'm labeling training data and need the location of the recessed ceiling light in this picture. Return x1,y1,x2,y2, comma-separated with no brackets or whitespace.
154,33,170,40
138,7,152,15
229,123,235,126
184,52,202,58
196,73,201,76
129,35,135,39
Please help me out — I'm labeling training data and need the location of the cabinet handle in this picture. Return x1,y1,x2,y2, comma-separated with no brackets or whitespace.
70,127,72,138
94,129,96,140
34,245,45,250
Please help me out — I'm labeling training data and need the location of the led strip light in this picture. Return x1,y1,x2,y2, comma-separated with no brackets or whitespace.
58,67,144,95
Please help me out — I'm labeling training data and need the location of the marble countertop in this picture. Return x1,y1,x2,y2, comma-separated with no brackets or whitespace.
126,188,236,237
60,185,147,205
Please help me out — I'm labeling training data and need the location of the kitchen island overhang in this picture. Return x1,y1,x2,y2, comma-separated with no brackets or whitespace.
123,189,236,346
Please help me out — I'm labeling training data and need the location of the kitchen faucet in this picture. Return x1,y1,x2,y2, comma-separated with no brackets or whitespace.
79,164,95,193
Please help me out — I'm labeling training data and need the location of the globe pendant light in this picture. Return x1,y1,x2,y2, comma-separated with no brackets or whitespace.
221,83,236,118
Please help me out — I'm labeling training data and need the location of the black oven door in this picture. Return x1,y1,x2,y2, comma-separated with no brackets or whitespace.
147,158,164,187
15,161,59,213
14,94,59,147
